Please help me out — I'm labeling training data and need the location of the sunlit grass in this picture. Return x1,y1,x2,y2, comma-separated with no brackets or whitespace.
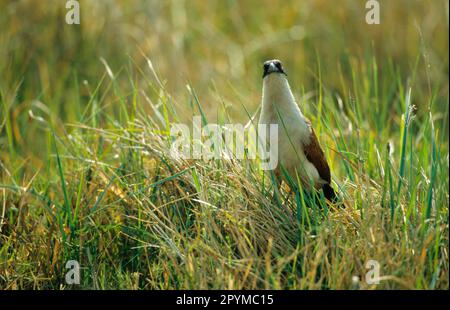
0,0,448,289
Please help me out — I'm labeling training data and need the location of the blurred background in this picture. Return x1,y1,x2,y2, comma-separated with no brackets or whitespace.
0,0,448,161
0,0,449,290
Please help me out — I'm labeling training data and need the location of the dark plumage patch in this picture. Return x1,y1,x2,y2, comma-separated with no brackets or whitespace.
302,119,339,203
303,119,331,184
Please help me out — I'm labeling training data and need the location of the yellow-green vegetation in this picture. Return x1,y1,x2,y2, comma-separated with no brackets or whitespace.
0,0,448,289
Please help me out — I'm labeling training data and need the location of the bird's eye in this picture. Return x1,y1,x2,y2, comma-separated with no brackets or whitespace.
263,63,269,71
275,62,282,70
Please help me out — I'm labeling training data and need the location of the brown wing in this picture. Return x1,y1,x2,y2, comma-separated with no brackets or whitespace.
303,120,331,184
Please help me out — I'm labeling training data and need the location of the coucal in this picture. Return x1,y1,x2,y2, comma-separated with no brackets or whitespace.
258,59,337,202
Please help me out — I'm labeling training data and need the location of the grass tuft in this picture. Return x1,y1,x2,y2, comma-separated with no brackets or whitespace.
0,0,448,290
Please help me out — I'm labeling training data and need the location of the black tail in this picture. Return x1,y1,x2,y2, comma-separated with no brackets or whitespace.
323,183,338,203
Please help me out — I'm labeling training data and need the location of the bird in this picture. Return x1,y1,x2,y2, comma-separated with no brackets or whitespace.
258,59,337,202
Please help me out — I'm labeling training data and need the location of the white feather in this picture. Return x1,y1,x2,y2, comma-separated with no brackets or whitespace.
259,73,322,189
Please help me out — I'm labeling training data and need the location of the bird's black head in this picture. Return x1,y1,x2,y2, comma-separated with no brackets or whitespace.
262,59,286,78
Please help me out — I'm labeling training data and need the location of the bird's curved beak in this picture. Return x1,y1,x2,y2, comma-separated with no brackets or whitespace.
266,62,277,75
263,61,287,78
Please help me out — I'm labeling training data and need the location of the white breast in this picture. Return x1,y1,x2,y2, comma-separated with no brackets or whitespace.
259,74,321,189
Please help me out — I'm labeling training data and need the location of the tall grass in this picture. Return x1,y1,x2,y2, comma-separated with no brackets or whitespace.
0,0,448,289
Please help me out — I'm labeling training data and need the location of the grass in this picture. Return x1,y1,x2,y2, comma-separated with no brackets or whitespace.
0,0,448,289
